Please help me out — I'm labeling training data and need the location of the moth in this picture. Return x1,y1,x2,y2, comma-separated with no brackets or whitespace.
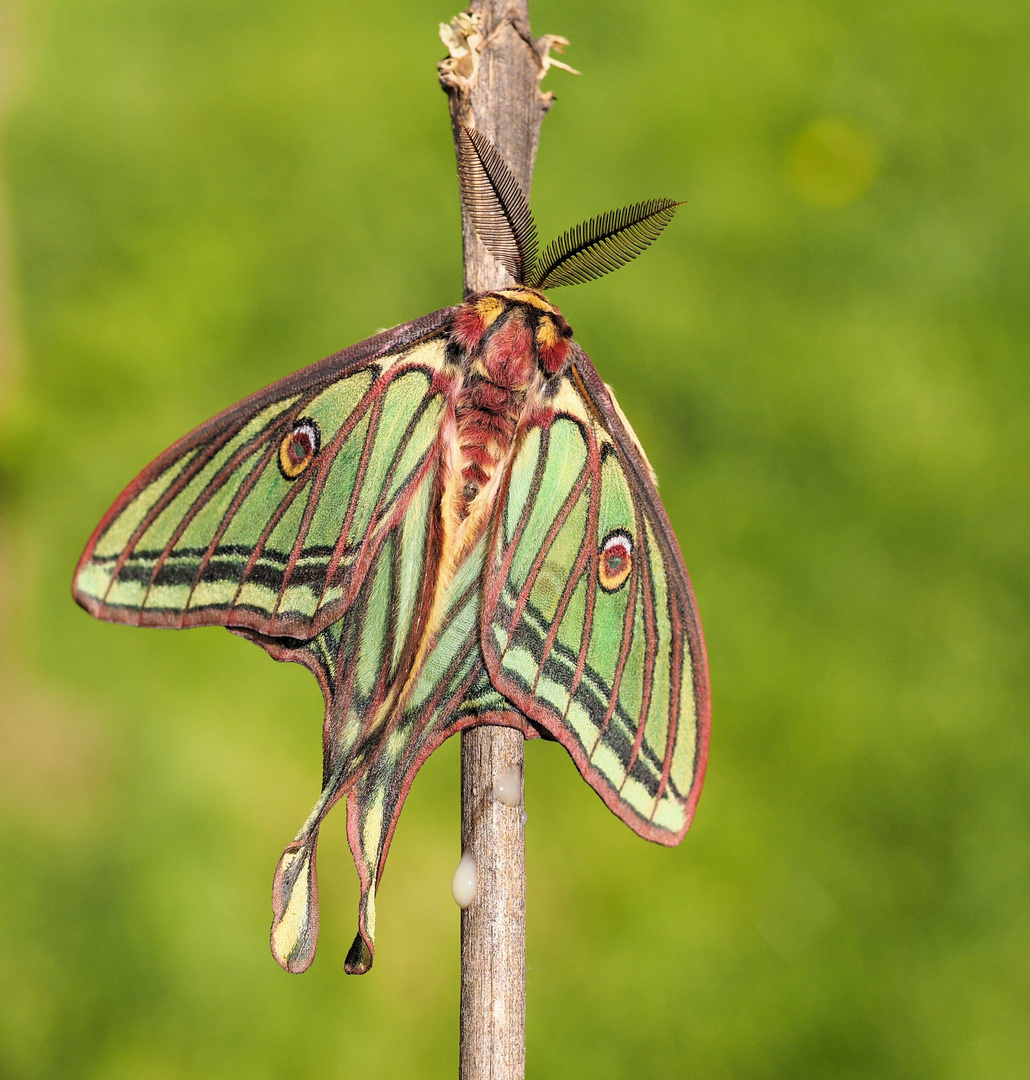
73,127,710,975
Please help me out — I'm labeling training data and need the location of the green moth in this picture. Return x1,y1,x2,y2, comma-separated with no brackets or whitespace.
73,127,710,975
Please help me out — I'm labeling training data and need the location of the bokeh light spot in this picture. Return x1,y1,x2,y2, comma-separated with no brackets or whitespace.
786,117,882,206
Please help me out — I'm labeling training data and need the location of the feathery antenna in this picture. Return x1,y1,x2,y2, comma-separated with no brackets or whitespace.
457,126,539,284
528,199,681,289
458,129,680,290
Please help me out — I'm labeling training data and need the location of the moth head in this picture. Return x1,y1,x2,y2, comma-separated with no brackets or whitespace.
491,287,574,375
455,289,574,380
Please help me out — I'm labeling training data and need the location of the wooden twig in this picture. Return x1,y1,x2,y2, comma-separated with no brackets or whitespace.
438,4,556,1077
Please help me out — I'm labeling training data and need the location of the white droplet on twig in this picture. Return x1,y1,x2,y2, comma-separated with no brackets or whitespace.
493,764,522,806
451,850,478,909
520,809,528,826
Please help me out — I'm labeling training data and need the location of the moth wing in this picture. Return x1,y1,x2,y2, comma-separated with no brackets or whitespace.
73,307,457,640
481,346,710,843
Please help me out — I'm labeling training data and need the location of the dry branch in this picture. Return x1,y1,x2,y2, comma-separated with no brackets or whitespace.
438,3,562,1076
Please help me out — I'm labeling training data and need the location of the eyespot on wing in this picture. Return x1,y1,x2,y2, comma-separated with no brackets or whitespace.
278,418,321,480
598,528,633,592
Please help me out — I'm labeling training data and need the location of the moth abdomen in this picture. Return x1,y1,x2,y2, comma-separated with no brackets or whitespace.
453,372,521,511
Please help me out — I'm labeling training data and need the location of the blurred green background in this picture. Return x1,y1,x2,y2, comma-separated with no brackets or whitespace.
1,0,1028,1077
